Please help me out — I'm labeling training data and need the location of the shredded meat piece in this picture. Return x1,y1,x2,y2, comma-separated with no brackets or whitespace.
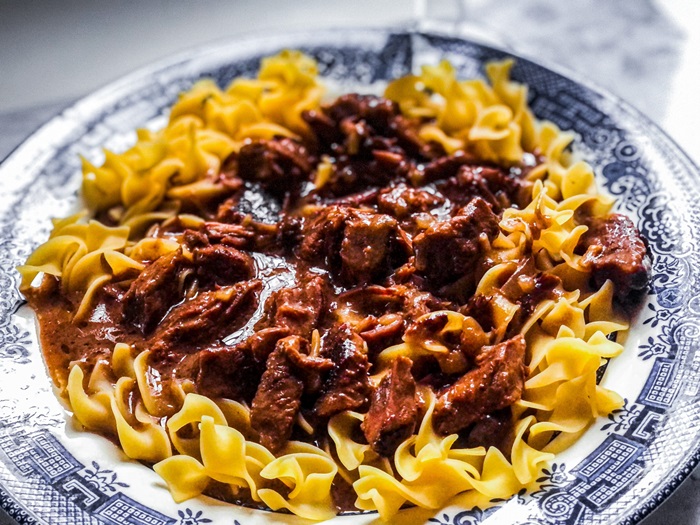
413,197,500,288
193,244,255,288
237,138,314,195
151,280,261,355
340,212,403,285
377,183,445,218
432,335,527,435
419,152,478,183
577,213,651,299
315,324,371,417
196,342,264,402
251,336,331,452
299,206,409,286
437,166,503,211
122,248,189,334
266,275,327,337
362,356,418,455
358,314,405,355
251,337,306,453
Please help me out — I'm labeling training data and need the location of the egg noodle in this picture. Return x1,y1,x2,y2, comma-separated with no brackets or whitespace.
19,51,629,521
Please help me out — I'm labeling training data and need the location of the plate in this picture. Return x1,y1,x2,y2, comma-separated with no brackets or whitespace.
1,27,699,525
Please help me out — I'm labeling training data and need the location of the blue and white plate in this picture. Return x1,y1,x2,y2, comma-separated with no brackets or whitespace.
1,28,699,525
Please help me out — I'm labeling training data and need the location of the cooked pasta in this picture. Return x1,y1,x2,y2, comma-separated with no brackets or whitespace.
19,50,651,521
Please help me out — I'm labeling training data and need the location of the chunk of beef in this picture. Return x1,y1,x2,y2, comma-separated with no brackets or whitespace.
251,338,305,453
302,94,434,197
193,244,254,288
200,221,256,249
323,95,429,159
437,166,502,211
237,138,313,195
340,212,402,285
298,206,347,267
302,109,341,146
577,213,651,299
151,280,261,355
361,356,418,456
251,336,332,452
377,183,445,219
201,219,278,252
196,342,264,402
432,335,527,435
400,284,455,321
337,285,405,314
461,294,496,333
299,206,409,286
413,197,500,287
419,151,478,183
122,249,189,334
266,275,327,337
315,324,371,417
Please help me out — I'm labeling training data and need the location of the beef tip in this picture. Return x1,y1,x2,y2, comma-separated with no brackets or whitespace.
201,220,277,252
193,244,254,288
265,275,327,337
432,335,527,435
298,206,347,267
237,138,313,195
463,408,515,455
322,94,396,137
151,280,261,355
251,336,332,452
201,221,255,248
437,166,502,211
338,285,405,315
281,336,334,396
400,284,456,321
315,324,371,417
413,197,500,287
299,206,409,286
340,211,406,285
478,165,531,209
196,342,264,402
122,248,189,334
461,294,496,333
330,187,382,208
377,183,445,219
302,109,341,147
419,151,478,184
392,114,435,160
577,213,651,299
302,94,433,196
437,165,531,212
361,356,418,456
278,214,304,252
251,337,305,453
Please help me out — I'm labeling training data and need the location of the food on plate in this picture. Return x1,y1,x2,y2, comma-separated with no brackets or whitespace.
18,50,651,521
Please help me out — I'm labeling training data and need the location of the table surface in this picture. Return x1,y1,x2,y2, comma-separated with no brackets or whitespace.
0,1,698,524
